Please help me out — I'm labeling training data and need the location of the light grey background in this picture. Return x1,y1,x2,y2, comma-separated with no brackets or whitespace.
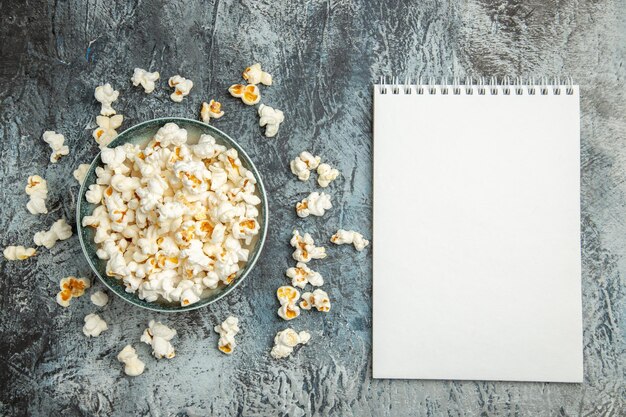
0,0,624,416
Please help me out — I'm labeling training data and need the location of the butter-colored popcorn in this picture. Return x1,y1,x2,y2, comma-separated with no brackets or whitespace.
94,83,119,116
141,320,177,359
300,288,331,312
277,286,301,321
331,229,369,251
258,104,284,138
242,63,272,86
3,246,36,261
42,131,69,163
168,75,193,102
214,316,240,354
73,164,90,184
290,230,326,263
200,100,224,123
34,218,72,249
131,68,160,93
286,262,324,288
25,175,48,214
228,84,260,105
93,115,124,148
290,151,320,181
82,313,108,337
56,276,91,307
270,328,311,359
316,163,340,187
90,290,109,307
117,345,145,377
296,192,332,218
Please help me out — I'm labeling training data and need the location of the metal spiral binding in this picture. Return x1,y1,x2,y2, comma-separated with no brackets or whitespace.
378,76,574,95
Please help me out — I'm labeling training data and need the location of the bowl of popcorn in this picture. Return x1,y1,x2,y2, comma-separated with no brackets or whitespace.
77,118,268,312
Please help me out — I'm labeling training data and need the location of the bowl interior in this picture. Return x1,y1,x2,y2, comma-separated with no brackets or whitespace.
76,118,268,312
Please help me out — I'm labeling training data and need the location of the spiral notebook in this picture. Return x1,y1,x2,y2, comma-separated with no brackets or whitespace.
372,79,583,382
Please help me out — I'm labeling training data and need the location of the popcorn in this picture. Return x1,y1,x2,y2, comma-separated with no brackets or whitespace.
316,163,339,187
56,276,90,307
168,75,193,102
296,192,332,218
290,151,320,181
300,288,331,312
73,164,90,184
3,246,36,261
34,218,72,249
154,122,188,147
214,316,240,354
200,100,224,123
258,104,284,137
117,345,145,376
25,175,48,214
277,285,301,321
270,329,311,359
290,230,326,263
228,84,260,105
331,229,369,251
90,290,109,307
131,68,160,93
286,262,323,288
82,313,108,337
93,115,123,148
94,83,119,116
141,320,177,359
42,131,69,163
242,63,272,86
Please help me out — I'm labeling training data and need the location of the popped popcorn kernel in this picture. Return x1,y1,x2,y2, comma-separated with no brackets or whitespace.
131,68,160,93
3,246,36,261
90,290,109,307
242,63,272,86
168,75,193,102
200,100,225,123
94,83,119,116
290,151,320,181
290,230,326,263
25,175,48,214
331,229,369,251
42,131,69,163
141,320,177,359
214,316,240,355
93,115,124,149
229,84,260,105
300,289,331,312
277,285,301,321
286,262,324,288
316,163,340,187
258,104,284,137
73,164,90,184
82,313,108,337
34,218,72,249
117,345,145,376
56,276,91,307
270,328,311,359
296,192,332,218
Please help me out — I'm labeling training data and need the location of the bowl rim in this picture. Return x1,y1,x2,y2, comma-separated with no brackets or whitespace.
76,117,269,313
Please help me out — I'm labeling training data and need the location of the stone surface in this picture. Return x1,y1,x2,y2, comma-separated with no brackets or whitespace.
0,0,624,416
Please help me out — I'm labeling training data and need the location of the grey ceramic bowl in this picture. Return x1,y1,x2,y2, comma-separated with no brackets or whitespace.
76,117,269,312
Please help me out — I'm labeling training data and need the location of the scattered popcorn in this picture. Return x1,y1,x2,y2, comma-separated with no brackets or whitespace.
84,123,261,306
331,229,370,251
168,75,193,102
73,164,90,184
296,192,332,218
141,320,177,359
300,288,331,312
258,104,284,137
42,131,69,163
317,163,340,187
290,230,326,263
82,313,108,337
117,345,145,376
93,115,124,148
34,218,72,249
3,246,36,261
270,328,311,359
90,290,109,307
200,100,224,123
25,175,48,214
242,63,272,86
290,151,321,181
286,262,324,288
131,68,160,93
277,285,301,321
94,83,119,116
56,276,90,307
228,84,260,105
214,316,240,354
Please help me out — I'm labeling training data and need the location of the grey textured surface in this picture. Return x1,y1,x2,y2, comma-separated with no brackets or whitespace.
0,0,624,416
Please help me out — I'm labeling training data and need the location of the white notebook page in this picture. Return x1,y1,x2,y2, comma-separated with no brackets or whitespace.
372,85,582,382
